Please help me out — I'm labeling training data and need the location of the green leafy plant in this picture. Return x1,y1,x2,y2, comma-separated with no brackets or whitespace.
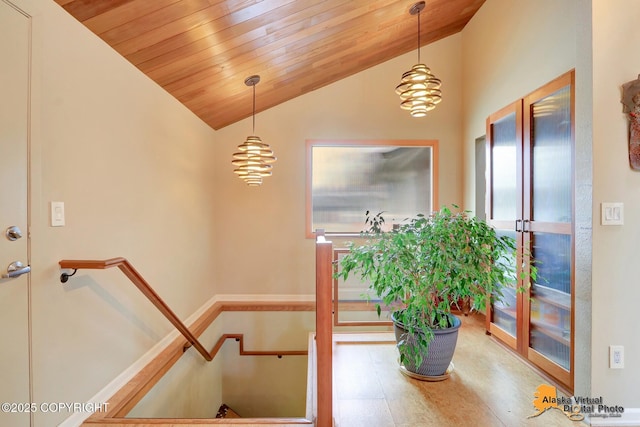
338,205,534,367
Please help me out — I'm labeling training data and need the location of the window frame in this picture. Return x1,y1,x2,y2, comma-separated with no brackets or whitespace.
305,139,439,238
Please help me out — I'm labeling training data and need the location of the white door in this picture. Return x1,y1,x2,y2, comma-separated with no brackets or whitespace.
0,1,31,426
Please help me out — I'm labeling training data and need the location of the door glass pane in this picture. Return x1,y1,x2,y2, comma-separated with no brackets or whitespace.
531,232,571,294
493,287,517,336
532,86,572,223
491,113,518,220
492,230,517,336
529,232,571,369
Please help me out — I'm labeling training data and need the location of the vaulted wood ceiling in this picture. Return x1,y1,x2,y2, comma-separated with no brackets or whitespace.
54,0,484,130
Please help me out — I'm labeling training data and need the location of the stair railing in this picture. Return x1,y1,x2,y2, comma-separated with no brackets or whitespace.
315,230,333,427
59,257,212,362
61,238,334,426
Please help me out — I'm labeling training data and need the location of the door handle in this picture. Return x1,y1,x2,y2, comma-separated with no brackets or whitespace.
5,226,22,241
2,261,31,279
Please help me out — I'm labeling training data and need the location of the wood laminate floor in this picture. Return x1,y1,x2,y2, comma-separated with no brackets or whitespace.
332,313,581,427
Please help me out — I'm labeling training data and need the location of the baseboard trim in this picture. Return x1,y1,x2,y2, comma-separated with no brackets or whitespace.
214,293,315,302
59,294,314,427
589,408,640,427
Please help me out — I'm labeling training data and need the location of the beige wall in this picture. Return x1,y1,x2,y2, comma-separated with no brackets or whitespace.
460,0,596,401
15,0,640,422
591,0,640,406
219,311,315,417
15,2,465,424
462,0,640,409
11,0,222,425
460,0,577,204
10,1,467,424
212,34,464,296
208,37,465,416
127,315,224,419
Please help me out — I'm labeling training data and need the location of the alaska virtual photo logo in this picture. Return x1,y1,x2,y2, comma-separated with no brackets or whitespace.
529,384,625,421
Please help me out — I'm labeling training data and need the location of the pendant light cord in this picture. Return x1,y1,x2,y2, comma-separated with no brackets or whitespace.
252,84,256,134
417,10,421,64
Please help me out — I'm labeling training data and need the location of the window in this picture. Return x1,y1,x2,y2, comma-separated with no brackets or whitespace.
306,139,438,237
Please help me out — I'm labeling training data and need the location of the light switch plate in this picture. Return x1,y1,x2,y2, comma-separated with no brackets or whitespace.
50,201,65,227
601,202,624,226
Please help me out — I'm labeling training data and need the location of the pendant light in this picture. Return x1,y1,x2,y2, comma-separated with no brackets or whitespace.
395,1,442,118
232,75,276,186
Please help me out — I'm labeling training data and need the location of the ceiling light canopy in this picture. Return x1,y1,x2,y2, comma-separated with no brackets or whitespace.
232,75,276,186
395,1,442,118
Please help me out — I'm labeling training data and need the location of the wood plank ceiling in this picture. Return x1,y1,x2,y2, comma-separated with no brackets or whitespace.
54,0,485,130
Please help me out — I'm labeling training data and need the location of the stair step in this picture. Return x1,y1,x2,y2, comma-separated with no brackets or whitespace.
216,403,241,418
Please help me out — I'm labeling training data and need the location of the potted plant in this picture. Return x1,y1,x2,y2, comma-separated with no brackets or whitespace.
337,205,531,379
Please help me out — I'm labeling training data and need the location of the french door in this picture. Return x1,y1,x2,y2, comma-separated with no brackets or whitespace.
486,71,575,392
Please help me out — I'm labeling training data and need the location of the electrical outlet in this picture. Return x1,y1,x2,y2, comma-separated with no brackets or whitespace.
610,345,624,369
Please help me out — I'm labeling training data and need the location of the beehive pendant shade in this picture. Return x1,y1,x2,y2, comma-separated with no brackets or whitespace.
395,1,442,117
232,75,276,186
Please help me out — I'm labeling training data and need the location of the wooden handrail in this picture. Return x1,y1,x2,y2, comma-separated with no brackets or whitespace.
210,334,308,358
62,252,332,424
59,258,314,366
80,299,317,423
59,257,215,362
315,230,333,427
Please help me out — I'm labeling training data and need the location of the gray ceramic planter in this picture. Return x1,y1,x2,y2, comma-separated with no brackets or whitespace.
392,312,461,377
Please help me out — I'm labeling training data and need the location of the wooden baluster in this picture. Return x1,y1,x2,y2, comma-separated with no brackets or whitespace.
315,229,333,427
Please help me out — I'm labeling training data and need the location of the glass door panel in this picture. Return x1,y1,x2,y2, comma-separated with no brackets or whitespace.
492,231,518,336
531,85,572,223
493,290,517,335
486,70,574,391
525,72,573,380
529,232,571,370
491,113,518,221
486,102,522,347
